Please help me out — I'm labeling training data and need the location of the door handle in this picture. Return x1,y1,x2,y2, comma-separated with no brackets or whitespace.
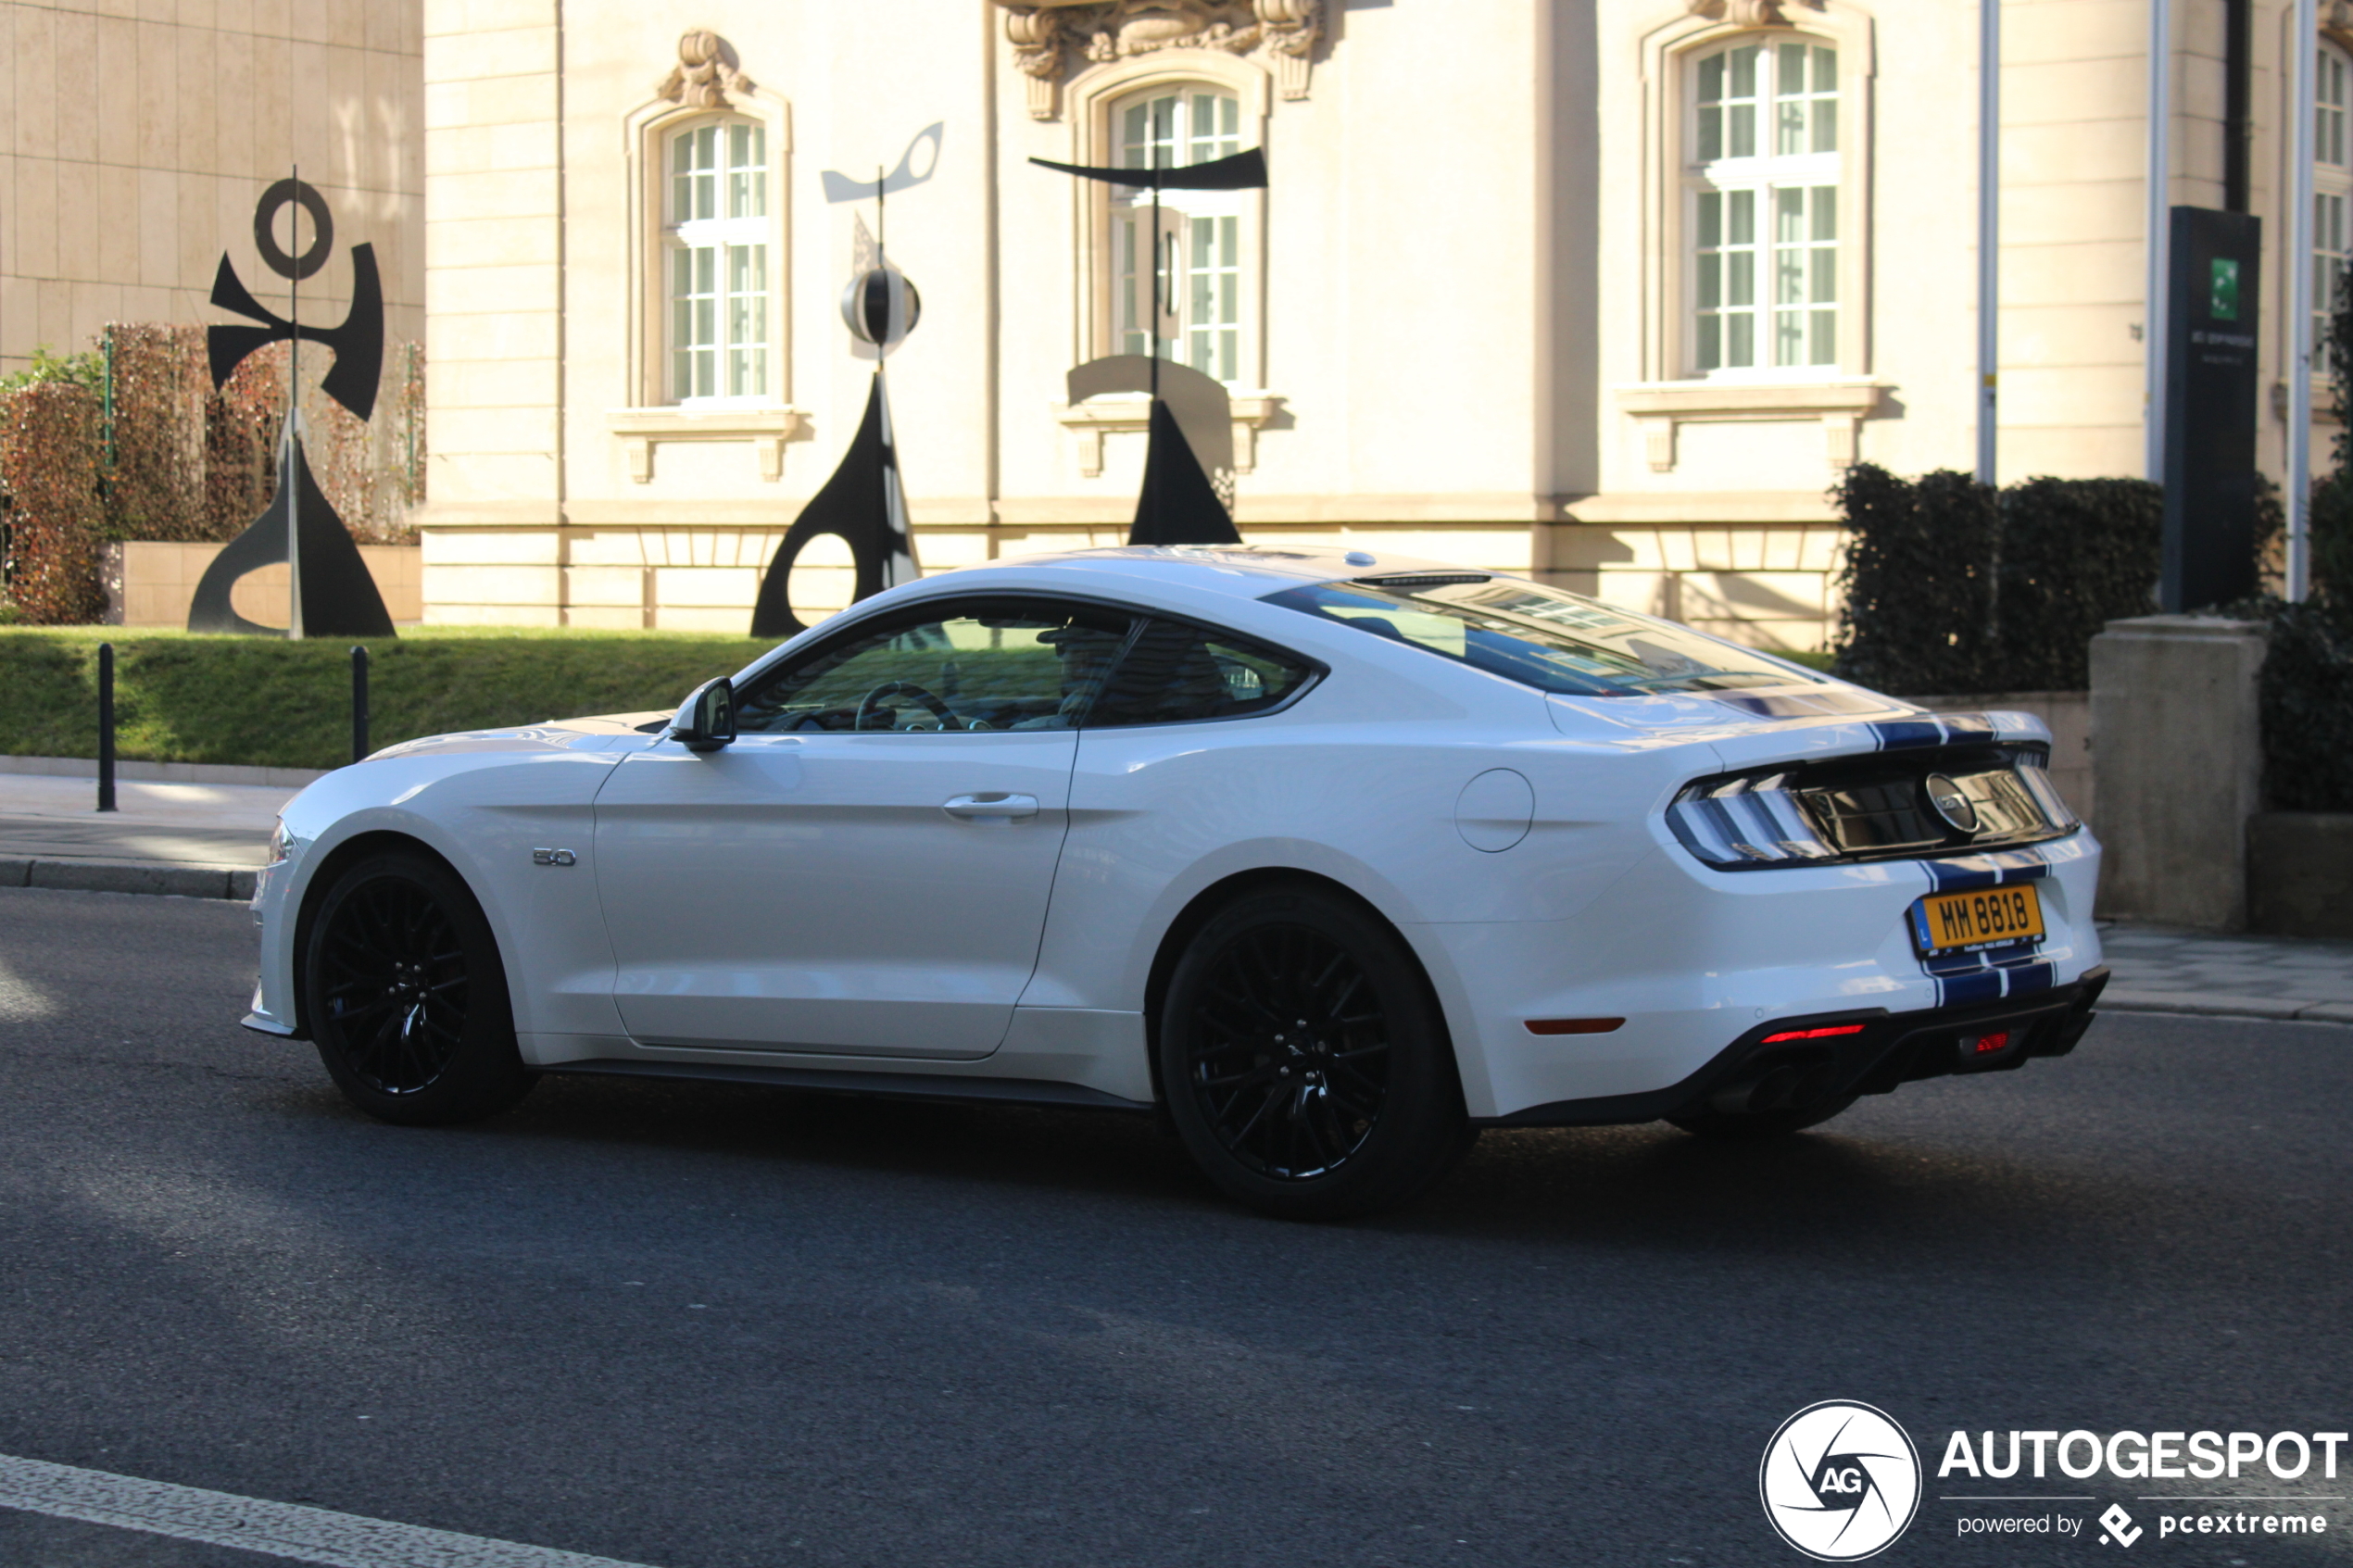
942,793,1039,822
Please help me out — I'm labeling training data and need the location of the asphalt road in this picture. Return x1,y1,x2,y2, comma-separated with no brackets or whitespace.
0,885,2347,1568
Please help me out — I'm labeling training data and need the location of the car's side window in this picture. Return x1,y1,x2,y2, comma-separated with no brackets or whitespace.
735,599,1139,734
1087,617,1315,729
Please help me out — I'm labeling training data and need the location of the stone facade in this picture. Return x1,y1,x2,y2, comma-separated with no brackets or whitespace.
0,0,425,374
9,3,2329,646
410,0,2333,646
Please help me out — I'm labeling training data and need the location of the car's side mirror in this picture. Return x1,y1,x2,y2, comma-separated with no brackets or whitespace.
670,677,736,753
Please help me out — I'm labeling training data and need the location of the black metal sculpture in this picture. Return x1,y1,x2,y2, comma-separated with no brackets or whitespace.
189,175,395,638
750,126,940,639
1030,145,1267,546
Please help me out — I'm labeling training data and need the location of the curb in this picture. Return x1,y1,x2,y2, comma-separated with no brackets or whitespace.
0,858,258,901
0,755,328,789
2102,989,2353,1025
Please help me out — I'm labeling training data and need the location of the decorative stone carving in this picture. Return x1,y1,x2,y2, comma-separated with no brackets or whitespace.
1682,0,1818,25
656,30,753,110
992,1,1324,119
2326,0,2353,53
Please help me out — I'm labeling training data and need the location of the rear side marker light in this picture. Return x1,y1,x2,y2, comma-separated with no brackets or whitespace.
1525,1017,1625,1035
1760,1023,1867,1044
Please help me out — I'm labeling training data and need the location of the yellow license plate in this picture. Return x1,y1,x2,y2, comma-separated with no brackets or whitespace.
1909,883,2046,956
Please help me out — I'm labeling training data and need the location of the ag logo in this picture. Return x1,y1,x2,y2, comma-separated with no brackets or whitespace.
1760,1400,1922,1561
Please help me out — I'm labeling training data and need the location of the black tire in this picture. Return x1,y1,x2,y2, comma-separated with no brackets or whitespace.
1159,885,1472,1221
1666,1094,1857,1140
302,849,535,1126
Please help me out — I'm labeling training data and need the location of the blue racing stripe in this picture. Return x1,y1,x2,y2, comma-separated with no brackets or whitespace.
1923,847,2055,891
1869,720,1948,751
2001,960,2055,997
1941,970,2004,1007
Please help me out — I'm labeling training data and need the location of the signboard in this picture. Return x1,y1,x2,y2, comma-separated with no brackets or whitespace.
2161,207,2262,612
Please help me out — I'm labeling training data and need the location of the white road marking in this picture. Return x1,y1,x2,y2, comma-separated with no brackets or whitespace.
0,1452,664,1568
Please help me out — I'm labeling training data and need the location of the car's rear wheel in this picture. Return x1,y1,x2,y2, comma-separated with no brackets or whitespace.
302,849,535,1126
1159,886,1472,1221
1666,1095,1857,1140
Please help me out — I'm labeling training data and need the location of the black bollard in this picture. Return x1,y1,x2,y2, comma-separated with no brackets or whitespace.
96,643,117,812
351,645,370,765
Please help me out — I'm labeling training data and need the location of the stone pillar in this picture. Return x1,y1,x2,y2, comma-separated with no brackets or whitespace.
2088,615,2269,929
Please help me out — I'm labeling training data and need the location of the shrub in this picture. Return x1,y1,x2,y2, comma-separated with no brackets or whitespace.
0,325,426,623
1994,477,2166,689
1829,465,2162,694
0,382,107,624
2260,601,2353,810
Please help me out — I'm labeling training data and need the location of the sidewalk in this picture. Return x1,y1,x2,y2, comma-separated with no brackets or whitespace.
2097,923,2353,1023
0,763,2347,1022
0,762,298,898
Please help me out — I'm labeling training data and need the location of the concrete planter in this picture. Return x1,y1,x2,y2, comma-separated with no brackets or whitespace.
2248,813,2353,940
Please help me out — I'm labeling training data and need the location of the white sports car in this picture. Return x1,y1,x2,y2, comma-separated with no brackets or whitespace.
245,546,2106,1218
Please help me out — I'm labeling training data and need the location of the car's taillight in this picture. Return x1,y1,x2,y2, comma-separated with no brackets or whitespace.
1666,744,2077,870
1665,773,1839,867
2013,755,2081,830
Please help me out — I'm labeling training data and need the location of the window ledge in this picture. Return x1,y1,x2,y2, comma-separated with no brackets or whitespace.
1052,391,1284,476
1612,380,1890,472
606,405,810,483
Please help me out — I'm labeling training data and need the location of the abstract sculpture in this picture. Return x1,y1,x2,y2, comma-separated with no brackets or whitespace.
1030,144,1267,546
749,126,942,639
189,175,395,638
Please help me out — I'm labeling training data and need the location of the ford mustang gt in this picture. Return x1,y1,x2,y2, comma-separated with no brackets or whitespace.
245,546,2106,1218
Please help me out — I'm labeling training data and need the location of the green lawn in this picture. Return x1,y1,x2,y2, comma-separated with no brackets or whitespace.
0,627,768,771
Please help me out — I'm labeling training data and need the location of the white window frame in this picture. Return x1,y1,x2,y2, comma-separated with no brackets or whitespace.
620,94,792,413
2317,43,2352,376
1685,35,1846,381
1063,55,1270,393
1634,13,1875,387
664,117,774,406
1109,85,1248,385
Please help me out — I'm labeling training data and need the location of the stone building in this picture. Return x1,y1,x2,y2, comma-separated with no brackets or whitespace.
5,1,2337,647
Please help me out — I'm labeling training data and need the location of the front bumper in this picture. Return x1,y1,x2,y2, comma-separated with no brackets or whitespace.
1478,966,2108,1128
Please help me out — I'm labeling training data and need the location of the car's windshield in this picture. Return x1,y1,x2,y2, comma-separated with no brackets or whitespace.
1262,575,1825,697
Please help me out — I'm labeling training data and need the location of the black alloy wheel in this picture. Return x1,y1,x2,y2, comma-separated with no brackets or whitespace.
303,850,535,1126
1160,886,1473,1220
1187,923,1389,1179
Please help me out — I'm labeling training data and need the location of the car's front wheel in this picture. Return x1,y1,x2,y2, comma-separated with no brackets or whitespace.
1159,885,1472,1221
302,849,535,1126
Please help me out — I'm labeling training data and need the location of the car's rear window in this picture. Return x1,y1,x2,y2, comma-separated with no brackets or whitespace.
1261,575,1829,697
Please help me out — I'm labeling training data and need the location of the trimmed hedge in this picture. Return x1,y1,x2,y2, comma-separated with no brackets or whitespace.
1830,465,2162,695
0,629,766,771
2261,603,2353,811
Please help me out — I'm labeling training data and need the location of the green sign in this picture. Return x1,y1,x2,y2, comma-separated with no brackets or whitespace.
2210,257,2241,321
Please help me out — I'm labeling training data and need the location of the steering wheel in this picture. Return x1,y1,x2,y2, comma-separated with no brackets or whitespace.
855,680,961,732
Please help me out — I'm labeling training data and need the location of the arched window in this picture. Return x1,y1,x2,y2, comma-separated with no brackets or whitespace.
2316,44,2351,372
1689,38,1841,376
1110,85,1246,384
666,118,770,402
